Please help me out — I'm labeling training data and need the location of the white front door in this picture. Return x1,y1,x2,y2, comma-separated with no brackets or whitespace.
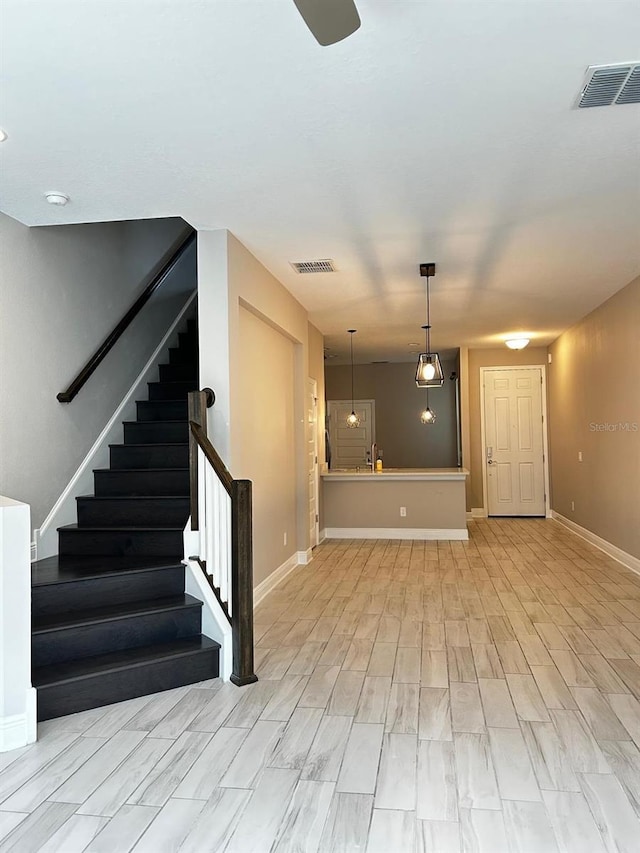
307,379,320,549
327,400,375,469
483,368,546,516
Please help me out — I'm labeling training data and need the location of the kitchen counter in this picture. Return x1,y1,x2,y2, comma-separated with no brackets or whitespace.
322,467,468,481
322,467,469,541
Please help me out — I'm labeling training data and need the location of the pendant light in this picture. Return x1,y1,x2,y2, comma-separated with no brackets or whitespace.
415,263,444,388
346,329,360,428
420,388,437,424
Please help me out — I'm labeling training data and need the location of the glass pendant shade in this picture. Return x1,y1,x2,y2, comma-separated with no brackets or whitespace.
415,352,444,387
346,410,360,428
420,407,437,424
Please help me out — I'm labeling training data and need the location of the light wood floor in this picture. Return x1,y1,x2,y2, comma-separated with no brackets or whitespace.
2,519,640,852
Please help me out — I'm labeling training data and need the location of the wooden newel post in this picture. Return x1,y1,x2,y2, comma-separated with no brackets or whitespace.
188,390,207,531
230,479,258,686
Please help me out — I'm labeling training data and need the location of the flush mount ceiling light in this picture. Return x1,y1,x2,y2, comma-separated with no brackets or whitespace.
505,338,530,350
415,263,444,388
0,129,7,143
44,191,70,206
346,329,360,428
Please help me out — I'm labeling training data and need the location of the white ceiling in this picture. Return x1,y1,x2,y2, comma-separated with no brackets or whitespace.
1,0,639,363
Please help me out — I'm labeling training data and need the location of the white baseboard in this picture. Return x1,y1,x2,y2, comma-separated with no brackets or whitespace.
36,292,196,560
471,507,486,518
319,529,326,544
0,689,37,752
254,552,310,608
297,549,313,565
552,511,640,576
324,527,469,541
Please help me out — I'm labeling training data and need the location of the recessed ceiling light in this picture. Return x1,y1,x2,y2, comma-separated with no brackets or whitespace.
44,191,70,206
505,338,530,350
408,342,420,348
0,129,7,143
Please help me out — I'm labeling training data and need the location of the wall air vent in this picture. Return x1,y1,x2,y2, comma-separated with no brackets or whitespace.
576,63,640,108
291,259,336,273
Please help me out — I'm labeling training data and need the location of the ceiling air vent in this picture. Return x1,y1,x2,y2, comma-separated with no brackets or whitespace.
291,259,336,274
576,63,640,108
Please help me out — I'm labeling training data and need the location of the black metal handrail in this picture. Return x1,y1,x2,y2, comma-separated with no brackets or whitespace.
57,228,196,403
188,389,258,687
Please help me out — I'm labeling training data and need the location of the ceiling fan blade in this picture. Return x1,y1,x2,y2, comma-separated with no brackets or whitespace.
292,0,361,46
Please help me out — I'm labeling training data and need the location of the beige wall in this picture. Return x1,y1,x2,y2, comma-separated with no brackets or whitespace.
548,275,640,559
323,479,467,531
236,308,297,585
465,347,548,510
325,360,458,468
198,230,316,588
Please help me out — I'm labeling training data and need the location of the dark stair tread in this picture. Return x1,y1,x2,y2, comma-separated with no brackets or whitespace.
33,636,221,687
33,593,202,632
32,555,185,586
93,467,188,473
58,523,184,533
122,420,188,426
108,443,189,449
77,494,189,501
137,398,190,404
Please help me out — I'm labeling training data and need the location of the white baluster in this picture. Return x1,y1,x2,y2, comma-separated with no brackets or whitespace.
197,445,206,559
218,483,227,607
211,477,221,591
205,464,216,583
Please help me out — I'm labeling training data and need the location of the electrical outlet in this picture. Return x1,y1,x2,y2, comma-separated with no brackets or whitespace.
283,532,287,546
400,507,407,517
571,501,575,512
578,451,583,462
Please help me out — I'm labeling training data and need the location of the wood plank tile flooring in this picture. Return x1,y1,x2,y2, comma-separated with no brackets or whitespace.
2,519,640,851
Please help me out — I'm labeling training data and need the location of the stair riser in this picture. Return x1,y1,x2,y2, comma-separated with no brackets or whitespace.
77,497,190,527
178,332,198,351
168,346,197,365
148,381,197,401
35,647,219,721
159,363,198,382
136,400,188,421
94,469,189,497
32,567,185,617
33,607,202,667
124,421,189,444
110,444,189,469
59,528,183,557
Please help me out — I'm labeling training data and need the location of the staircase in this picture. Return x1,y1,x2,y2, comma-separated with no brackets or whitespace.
31,318,220,721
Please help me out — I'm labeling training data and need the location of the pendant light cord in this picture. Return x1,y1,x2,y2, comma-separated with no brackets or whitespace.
425,274,431,354
349,330,355,410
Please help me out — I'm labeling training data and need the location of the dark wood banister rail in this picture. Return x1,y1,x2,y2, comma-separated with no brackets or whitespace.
57,228,197,403
188,389,258,687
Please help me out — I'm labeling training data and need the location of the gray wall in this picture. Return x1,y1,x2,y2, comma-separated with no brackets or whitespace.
325,360,459,468
0,213,192,531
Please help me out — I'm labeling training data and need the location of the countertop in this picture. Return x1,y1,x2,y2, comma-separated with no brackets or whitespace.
322,467,469,481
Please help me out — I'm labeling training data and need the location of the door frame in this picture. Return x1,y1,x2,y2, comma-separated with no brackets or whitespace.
308,378,320,549
479,365,551,519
